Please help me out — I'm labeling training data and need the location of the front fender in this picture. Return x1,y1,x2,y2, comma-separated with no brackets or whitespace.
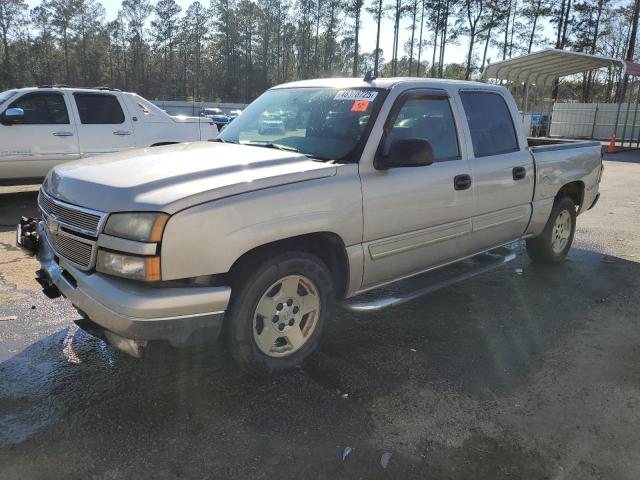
160,166,362,280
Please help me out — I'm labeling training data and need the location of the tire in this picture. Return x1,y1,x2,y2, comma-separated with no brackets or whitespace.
526,196,577,264
226,252,336,374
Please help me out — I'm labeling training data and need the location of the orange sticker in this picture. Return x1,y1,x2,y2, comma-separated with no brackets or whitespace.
351,100,370,112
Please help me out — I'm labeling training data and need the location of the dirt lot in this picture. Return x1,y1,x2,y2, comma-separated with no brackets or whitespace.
1,153,639,479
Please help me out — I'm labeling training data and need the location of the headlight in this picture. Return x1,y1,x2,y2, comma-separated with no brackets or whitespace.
96,250,161,281
104,212,169,242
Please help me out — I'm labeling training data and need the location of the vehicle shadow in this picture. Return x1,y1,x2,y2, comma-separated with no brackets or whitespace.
0,189,39,234
1,247,638,479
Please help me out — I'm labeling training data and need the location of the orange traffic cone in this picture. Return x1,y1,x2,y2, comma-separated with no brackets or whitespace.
607,135,617,153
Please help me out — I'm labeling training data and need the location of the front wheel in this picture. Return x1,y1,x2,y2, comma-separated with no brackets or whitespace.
526,196,577,264
226,252,335,373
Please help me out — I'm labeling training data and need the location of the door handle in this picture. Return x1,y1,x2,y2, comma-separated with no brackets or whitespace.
113,130,131,136
53,131,73,137
512,166,527,180
454,174,472,191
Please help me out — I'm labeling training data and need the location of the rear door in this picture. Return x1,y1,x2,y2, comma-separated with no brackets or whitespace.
457,89,534,251
0,91,79,180
360,88,475,289
72,92,135,156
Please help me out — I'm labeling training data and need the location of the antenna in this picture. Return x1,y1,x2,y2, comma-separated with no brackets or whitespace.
363,70,376,82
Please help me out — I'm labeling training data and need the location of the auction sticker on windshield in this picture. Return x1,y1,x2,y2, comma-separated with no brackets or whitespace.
351,100,370,112
334,90,378,101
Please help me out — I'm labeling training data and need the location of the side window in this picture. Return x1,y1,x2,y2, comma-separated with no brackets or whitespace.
459,91,519,157
8,93,69,125
387,96,460,162
74,94,125,124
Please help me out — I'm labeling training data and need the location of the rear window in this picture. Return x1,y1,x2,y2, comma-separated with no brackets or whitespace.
459,91,519,157
74,93,125,124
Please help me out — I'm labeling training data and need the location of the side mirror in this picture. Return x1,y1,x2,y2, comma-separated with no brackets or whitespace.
2,107,25,125
375,138,434,170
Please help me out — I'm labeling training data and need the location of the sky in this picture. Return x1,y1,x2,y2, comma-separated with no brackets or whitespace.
25,0,529,68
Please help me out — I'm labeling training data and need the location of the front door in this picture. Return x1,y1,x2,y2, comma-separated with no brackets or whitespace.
0,91,79,180
359,89,474,290
71,92,135,156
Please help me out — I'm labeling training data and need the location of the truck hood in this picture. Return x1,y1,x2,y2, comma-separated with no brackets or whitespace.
44,142,337,213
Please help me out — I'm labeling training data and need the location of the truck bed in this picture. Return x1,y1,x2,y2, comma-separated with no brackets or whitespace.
526,137,603,208
527,137,603,152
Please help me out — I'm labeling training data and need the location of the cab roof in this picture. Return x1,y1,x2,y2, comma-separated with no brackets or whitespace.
271,77,492,91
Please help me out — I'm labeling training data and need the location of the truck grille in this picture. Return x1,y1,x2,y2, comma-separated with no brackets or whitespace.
50,232,94,269
38,191,104,236
38,189,106,270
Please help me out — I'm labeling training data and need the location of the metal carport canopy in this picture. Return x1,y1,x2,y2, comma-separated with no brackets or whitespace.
482,49,638,85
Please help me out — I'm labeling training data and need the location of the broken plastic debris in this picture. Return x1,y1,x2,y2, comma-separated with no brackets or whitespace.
341,393,349,399
0,316,17,321
342,446,352,461
410,348,417,352
380,452,392,468
514,268,523,274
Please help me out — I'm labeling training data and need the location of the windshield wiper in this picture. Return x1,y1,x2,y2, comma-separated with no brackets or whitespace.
239,140,334,162
240,141,301,153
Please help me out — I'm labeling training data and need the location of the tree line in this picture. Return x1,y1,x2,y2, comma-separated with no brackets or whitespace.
0,0,638,103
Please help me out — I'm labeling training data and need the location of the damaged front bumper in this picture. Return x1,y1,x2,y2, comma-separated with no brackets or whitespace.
16,216,41,254
19,220,231,356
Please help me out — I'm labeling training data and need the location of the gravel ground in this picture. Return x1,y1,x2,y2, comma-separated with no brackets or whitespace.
0,152,639,479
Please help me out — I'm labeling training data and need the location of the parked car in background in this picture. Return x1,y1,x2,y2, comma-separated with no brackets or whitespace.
24,78,602,373
228,109,243,120
257,110,286,134
200,107,224,117
200,107,231,131
531,112,550,137
0,87,217,184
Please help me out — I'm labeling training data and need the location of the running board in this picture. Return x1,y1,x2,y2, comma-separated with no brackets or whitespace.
342,247,517,313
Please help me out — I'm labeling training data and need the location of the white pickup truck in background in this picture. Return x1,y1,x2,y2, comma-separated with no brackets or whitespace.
0,87,218,184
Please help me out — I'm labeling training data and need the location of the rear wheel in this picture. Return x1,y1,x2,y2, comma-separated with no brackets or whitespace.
526,196,577,264
226,252,335,373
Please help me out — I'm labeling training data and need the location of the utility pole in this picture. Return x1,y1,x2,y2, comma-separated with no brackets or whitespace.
374,0,383,77
627,0,640,62
613,0,640,143
619,0,640,104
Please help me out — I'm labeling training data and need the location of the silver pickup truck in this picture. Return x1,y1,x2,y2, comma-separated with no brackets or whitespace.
22,78,603,372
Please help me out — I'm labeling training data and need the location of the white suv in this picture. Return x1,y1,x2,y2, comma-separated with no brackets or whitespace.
0,87,217,184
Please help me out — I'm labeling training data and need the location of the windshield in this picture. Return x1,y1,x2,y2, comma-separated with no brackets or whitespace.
218,87,385,161
0,89,17,106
